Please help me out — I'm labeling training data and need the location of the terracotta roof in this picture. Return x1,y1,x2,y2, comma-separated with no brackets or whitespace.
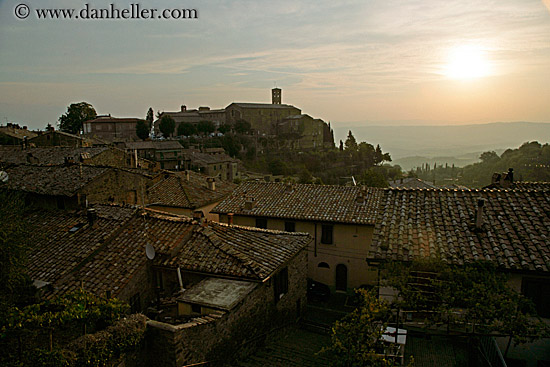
152,211,310,281
124,141,183,150
212,182,383,225
0,146,109,165
25,206,309,298
513,181,550,191
370,188,550,272
25,205,138,297
228,103,299,110
184,149,237,165
0,126,38,140
1,164,110,196
147,171,236,209
388,177,437,189
88,117,145,123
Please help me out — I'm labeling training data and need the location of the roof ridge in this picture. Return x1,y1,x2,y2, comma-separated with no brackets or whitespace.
197,225,263,279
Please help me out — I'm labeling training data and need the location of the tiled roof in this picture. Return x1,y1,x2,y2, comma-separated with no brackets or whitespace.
124,141,183,150
370,188,550,272
88,117,144,123
513,182,550,191
184,149,237,165
1,164,110,196
0,146,109,165
147,171,236,209
212,182,383,225
228,103,299,110
149,211,310,281
26,206,309,298
0,126,38,139
25,205,138,297
388,177,437,189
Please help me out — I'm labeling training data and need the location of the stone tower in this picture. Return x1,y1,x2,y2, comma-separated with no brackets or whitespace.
272,88,281,104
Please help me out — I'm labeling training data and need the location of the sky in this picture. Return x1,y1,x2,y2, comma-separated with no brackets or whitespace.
1,0,550,131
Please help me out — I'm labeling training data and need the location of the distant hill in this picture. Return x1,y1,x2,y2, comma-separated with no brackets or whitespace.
332,122,550,170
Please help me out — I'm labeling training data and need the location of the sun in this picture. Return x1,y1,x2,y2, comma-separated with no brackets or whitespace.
444,45,491,80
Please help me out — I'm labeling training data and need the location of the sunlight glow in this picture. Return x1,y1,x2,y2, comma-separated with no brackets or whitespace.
444,45,492,80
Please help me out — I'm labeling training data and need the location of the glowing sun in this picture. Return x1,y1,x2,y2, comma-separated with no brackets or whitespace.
444,45,491,80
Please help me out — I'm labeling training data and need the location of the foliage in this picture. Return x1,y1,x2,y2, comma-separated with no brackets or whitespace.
322,289,411,367
344,130,358,153
135,120,149,140
359,167,389,188
234,119,252,134
1,289,133,366
218,124,230,134
58,102,97,134
197,120,216,136
417,141,550,187
177,122,197,137
158,115,176,137
383,259,549,347
0,191,36,320
145,108,154,125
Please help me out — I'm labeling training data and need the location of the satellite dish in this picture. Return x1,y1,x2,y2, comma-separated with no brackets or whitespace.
145,243,156,260
0,171,8,183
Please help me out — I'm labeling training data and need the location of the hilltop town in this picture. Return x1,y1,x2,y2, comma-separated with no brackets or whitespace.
1,90,549,367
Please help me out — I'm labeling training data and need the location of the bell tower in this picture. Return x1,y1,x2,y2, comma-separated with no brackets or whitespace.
272,87,281,104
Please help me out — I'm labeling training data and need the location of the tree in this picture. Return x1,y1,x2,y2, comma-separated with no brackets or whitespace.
322,289,410,367
58,102,97,134
218,124,230,135
158,115,175,137
234,120,252,135
135,120,149,140
344,130,358,153
383,259,550,355
197,120,215,136
146,107,154,126
479,151,499,163
177,122,197,137
0,191,36,320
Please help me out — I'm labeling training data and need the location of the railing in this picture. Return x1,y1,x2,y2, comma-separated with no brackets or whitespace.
477,336,507,367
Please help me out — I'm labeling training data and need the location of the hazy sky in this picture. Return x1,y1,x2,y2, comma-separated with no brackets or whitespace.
1,0,549,130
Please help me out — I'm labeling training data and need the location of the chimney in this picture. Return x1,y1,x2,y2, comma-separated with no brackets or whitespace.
475,198,485,230
87,208,98,228
193,210,205,224
244,197,255,211
503,168,514,187
184,170,190,181
491,173,501,186
227,213,234,225
356,192,365,204
285,182,294,194
206,177,215,191
23,136,28,150
181,105,187,112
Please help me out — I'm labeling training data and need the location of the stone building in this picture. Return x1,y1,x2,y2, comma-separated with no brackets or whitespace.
25,205,310,366
0,145,158,170
368,187,550,366
155,105,227,138
182,148,240,181
0,163,157,209
0,123,37,145
213,181,384,292
122,140,184,170
146,170,236,221
29,129,86,147
83,115,145,142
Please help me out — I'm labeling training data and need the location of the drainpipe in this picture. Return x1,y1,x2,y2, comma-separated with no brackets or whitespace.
177,267,185,293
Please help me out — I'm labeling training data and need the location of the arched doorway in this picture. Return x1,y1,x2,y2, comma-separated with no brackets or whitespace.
335,264,348,292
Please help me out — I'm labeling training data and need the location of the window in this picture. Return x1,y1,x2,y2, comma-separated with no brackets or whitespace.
522,278,550,318
274,267,288,302
284,221,296,232
318,262,330,269
321,225,333,244
191,304,201,313
256,218,267,229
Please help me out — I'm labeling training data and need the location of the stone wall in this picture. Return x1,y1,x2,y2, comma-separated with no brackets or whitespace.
145,248,307,367
83,169,153,205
